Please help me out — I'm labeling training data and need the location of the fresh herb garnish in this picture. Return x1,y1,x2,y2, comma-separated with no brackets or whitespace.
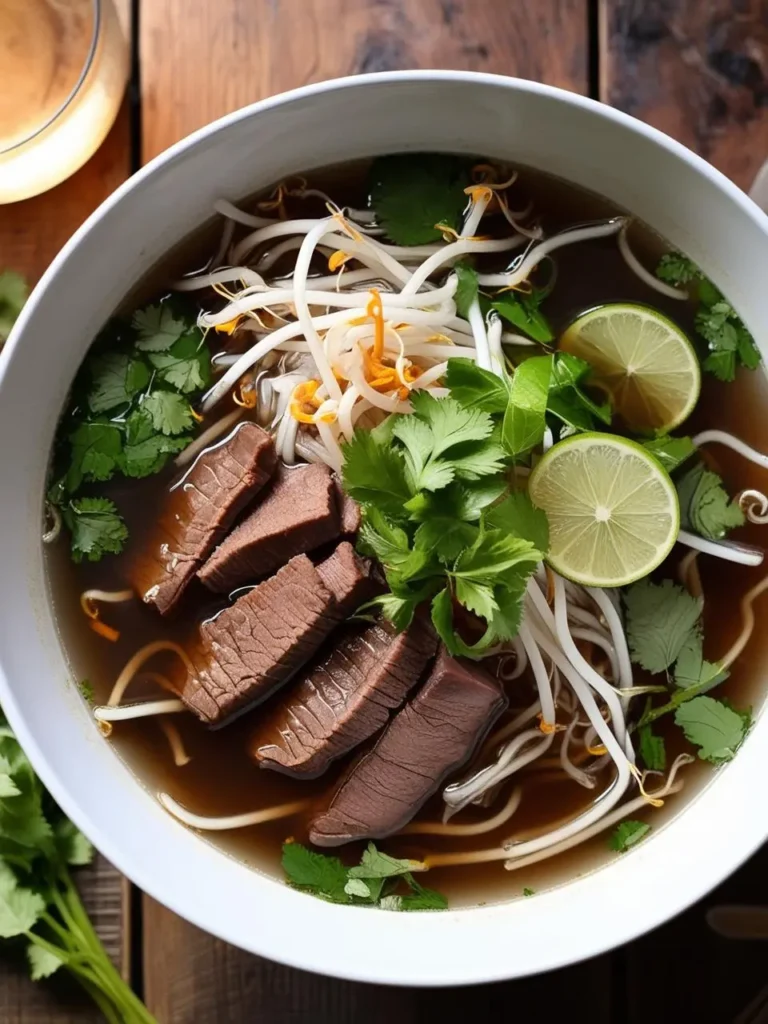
62,497,129,563
51,300,212,562
501,355,552,457
345,376,547,653
0,711,157,1021
642,435,696,473
454,261,480,319
676,462,745,540
610,820,651,852
674,695,750,763
547,352,612,432
282,841,446,911
624,579,748,754
0,270,29,344
368,154,472,246
492,291,554,344
656,254,760,381
522,887,535,897
77,680,95,705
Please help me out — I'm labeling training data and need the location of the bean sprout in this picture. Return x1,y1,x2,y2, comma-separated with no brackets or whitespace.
158,793,312,831
617,224,688,300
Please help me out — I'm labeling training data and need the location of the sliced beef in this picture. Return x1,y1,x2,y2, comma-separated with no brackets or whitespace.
315,541,379,616
334,477,361,535
309,649,507,846
179,545,375,727
130,422,276,615
250,616,438,778
198,463,340,593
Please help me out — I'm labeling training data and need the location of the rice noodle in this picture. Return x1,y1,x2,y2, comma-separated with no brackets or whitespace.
107,640,194,707
719,572,768,670
213,198,275,229
401,787,522,837
95,699,186,722
693,430,768,470
159,720,191,767
158,793,311,831
677,529,764,566
173,409,243,468
476,219,625,287
617,224,688,300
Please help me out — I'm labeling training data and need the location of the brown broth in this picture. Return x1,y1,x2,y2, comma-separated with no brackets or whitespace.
46,159,768,907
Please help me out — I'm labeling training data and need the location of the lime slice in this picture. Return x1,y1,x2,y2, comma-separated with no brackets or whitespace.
528,432,679,587
560,303,700,434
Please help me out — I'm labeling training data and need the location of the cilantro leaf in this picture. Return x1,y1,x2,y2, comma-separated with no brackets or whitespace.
609,820,651,853
348,844,421,880
121,432,190,478
410,391,494,459
450,529,539,586
547,352,611,431
673,632,728,693
677,463,744,540
27,944,64,981
413,518,479,563
675,695,748,763
445,357,509,413
359,508,412,566
492,292,554,344
624,579,703,675
65,421,123,492
502,355,552,456
454,578,499,620
703,349,737,383
62,497,128,563
522,887,535,897
400,878,448,911
0,885,45,938
0,775,20,798
342,429,413,516
141,390,195,435
0,270,28,343
454,262,480,319
656,253,700,285
78,679,95,704
132,303,188,352
87,352,150,414
148,330,212,393
448,444,507,481
643,435,696,473
358,593,419,631
638,722,666,772
368,154,472,245
484,491,550,552
281,842,350,903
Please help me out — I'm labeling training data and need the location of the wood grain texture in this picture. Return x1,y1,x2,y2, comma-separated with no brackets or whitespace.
0,0,132,1020
600,0,768,189
140,0,589,161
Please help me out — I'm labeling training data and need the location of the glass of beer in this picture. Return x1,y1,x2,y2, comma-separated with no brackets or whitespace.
0,0,128,204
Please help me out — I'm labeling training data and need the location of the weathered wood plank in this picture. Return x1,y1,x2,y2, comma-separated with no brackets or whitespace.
138,2,608,1021
140,0,589,161
0,0,132,1019
600,0,768,189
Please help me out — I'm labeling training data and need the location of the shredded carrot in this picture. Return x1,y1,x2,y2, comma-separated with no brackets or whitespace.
215,317,242,336
366,289,385,360
90,619,120,643
464,184,494,204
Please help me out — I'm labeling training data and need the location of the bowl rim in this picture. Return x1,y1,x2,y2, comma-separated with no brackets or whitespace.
3,68,768,987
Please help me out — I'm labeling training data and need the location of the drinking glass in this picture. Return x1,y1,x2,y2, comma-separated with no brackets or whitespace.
0,0,128,204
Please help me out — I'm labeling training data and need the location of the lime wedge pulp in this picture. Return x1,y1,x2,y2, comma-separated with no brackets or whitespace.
528,433,679,587
559,303,700,434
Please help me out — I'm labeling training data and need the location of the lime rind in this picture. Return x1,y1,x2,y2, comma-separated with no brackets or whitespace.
560,302,701,435
528,432,680,588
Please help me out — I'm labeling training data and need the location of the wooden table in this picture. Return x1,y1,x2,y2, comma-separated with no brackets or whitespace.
3,2,768,1020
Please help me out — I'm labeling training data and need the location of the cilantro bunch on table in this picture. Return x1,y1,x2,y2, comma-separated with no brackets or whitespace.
283,841,446,911
49,301,212,563
656,253,760,382
623,579,750,765
0,712,157,1022
343,364,555,656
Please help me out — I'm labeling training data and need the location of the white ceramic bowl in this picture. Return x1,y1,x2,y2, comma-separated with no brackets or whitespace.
2,71,767,986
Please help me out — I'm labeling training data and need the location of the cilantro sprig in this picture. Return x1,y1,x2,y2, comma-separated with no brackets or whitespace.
656,254,760,381
50,300,212,562
368,154,473,246
0,712,157,1021
344,381,549,654
282,841,446,911
624,579,749,762
610,820,651,853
